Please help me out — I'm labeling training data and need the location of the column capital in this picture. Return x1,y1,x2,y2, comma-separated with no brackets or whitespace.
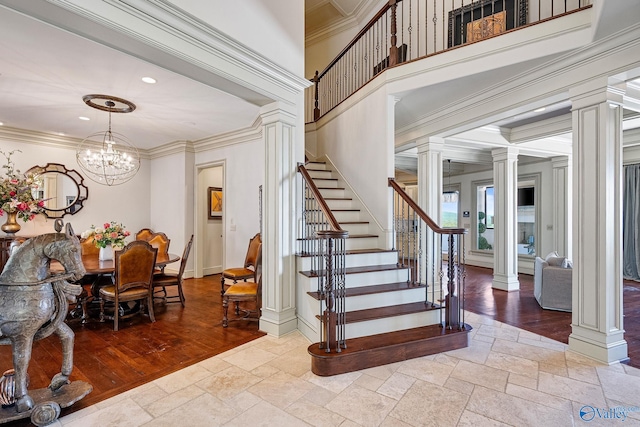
569,80,625,111
260,101,297,125
416,136,444,153
491,146,519,161
551,156,570,169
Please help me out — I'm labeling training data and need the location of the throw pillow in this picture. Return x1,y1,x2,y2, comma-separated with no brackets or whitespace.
545,251,559,262
562,258,573,269
547,256,566,267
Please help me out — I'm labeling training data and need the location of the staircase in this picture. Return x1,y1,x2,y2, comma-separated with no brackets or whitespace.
297,161,471,376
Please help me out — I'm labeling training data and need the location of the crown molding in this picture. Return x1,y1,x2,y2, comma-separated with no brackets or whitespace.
192,117,263,153
305,0,385,47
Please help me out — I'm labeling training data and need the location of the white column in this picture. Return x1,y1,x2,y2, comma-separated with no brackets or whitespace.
492,147,520,291
259,102,299,337
551,156,571,259
417,137,443,289
568,83,627,364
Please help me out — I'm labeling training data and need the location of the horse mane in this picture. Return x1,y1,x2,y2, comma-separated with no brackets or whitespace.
0,232,68,285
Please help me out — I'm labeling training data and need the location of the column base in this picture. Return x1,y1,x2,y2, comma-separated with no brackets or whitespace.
569,327,628,365
259,308,298,337
492,274,520,291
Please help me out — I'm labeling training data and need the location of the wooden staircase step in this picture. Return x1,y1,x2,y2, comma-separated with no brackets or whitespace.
307,281,425,300
297,248,396,258
340,301,440,323
308,324,472,376
297,234,378,242
299,263,405,278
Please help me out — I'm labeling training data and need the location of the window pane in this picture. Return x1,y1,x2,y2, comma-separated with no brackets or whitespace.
485,187,494,229
477,185,493,250
517,186,536,257
442,191,459,227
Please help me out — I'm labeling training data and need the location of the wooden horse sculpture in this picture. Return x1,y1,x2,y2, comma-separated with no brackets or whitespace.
0,222,86,414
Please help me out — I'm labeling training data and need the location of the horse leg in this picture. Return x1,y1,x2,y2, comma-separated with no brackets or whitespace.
11,335,35,413
49,322,74,391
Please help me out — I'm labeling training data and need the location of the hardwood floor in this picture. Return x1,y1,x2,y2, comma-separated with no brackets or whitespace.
0,274,264,424
463,264,640,369
0,268,637,424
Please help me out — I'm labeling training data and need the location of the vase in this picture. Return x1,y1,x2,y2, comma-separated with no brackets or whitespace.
1,211,20,235
99,246,114,261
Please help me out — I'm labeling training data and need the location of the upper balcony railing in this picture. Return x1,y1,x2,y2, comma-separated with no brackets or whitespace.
306,0,592,123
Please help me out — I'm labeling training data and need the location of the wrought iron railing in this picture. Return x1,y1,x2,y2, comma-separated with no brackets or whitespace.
305,0,592,123
389,178,468,329
298,163,348,352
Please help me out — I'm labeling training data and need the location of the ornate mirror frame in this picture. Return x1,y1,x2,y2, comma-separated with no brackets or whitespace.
27,163,89,218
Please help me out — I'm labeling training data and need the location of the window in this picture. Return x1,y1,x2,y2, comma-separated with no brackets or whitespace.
476,185,494,250
442,191,459,227
517,184,536,257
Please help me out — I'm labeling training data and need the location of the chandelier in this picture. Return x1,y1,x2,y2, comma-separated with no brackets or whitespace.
76,94,140,186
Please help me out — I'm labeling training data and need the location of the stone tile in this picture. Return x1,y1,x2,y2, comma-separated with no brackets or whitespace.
59,405,98,425
129,383,169,408
377,372,416,400
153,364,213,394
476,324,520,341
444,377,475,396
389,380,468,427
622,364,640,377
457,410,511,426
229,400,312,426
396,357,454,386
326,384,397,426
354,373,386,391
484,351,539,379
267,346,313,377
195,365,262,401
247,371,315,409
300,384,338,407
491,338,566,363
142,393,237,427
506,383,572,412
197,357,233,374
567,364,600,385
466,386,573,426
221,390,262,413
360,362,402,381
472,333,496,344
518,336,567,352
143,384,206,417
303,370,361,394
380,416,413,426
433,353,459,367
445,338,493,364
538,371,607,407
285,399,345,427
518,330,542,342
450,360,509,392
596,366,640,406
221,347,278,371
251,363,281,379
64,397,152,427
508,373,538,390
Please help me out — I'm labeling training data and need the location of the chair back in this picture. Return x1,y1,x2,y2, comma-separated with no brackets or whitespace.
135,228,155,241
80,236,100,256
244,233,262,269
147,232,170,257
115,241,158,293
177,235,194,280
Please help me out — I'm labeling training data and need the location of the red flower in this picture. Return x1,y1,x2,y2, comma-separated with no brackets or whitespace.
103,223,111,229
9,191,16,197
38,200,45,207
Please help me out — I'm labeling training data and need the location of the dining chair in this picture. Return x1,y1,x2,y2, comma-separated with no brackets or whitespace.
136,229,170,273
68,236,103,323
222,246,262,327
152,235,193,306
220,233,261,295
99,240,158,331
135,228,154,241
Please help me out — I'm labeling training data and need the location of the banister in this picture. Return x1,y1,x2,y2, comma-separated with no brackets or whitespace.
388,178,466,235
298,163,343,232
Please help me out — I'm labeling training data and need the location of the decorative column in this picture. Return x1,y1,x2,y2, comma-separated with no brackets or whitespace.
568,82,627,364
492,147,520,291
417,137,443,291
259,102,299,337
551,156,571,259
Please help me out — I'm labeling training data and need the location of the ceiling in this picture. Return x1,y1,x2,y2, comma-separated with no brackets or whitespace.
0,5,261,151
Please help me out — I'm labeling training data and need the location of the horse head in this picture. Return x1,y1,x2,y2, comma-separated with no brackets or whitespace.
44,222,86,282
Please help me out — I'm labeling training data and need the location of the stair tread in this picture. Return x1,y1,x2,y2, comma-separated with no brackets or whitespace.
308,281,425,300
324,197,352,200
300,263,405,277
297,234,378,241
297,248,396,258
317,187,345,190
305,221,368,225
344,301,439,323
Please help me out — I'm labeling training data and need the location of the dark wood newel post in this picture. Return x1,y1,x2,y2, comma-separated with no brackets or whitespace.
389,0,398,66
313,70,320,121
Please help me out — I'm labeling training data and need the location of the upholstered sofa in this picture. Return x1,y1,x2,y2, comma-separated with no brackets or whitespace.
533,252,572,312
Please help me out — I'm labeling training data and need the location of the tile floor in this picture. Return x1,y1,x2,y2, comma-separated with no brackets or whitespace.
54,311,640,426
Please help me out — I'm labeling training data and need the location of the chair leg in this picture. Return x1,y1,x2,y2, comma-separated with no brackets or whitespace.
221,276,225,295
222,296,229,327
99,299,105,322
235,301,240,316
147,295,156,323
113,301,119,332
178,281,185,307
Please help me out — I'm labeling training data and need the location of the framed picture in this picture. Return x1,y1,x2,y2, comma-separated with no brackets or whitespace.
208,187,223,219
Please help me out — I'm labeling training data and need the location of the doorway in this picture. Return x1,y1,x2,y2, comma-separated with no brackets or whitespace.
195,162,225,278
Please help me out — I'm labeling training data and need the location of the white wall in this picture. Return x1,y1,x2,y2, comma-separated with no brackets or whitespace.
201,165,223,275
0,137,150,240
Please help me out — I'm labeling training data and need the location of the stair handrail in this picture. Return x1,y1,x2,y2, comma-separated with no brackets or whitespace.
388,178,466,235
298,163,348,353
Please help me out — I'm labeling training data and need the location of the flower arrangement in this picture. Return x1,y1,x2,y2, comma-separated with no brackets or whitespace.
81,221,131,248
0,150,45,221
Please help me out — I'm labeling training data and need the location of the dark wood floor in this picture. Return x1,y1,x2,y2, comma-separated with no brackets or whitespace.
463,264,640,369
0,268,638,424
0,274,264,425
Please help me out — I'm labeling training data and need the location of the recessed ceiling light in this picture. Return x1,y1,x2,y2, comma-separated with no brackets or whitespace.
0,122,3,126
534,107,546,113
58,132,65,136
142,76,156,84
79,116,90,121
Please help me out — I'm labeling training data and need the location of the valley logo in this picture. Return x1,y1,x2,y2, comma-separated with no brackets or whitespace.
579,405,640,422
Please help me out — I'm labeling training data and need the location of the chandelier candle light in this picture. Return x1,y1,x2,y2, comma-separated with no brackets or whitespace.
76,94,140,186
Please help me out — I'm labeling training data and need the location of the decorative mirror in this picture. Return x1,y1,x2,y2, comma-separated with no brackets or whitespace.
26,163,89,218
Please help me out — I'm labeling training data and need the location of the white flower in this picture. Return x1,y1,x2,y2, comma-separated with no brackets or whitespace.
94,227,104,234
81,229,92,239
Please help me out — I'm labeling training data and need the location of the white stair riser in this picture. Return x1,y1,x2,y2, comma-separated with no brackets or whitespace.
318,188,346,198
325,199,354,210
296,251,398,270
298,269,409,289
345,237,379,251
333,211,361,222
305,163,328,171
310,178,339,188
344,287,427,311
340,223,369,235
308,170,333,179
345,310,442,339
